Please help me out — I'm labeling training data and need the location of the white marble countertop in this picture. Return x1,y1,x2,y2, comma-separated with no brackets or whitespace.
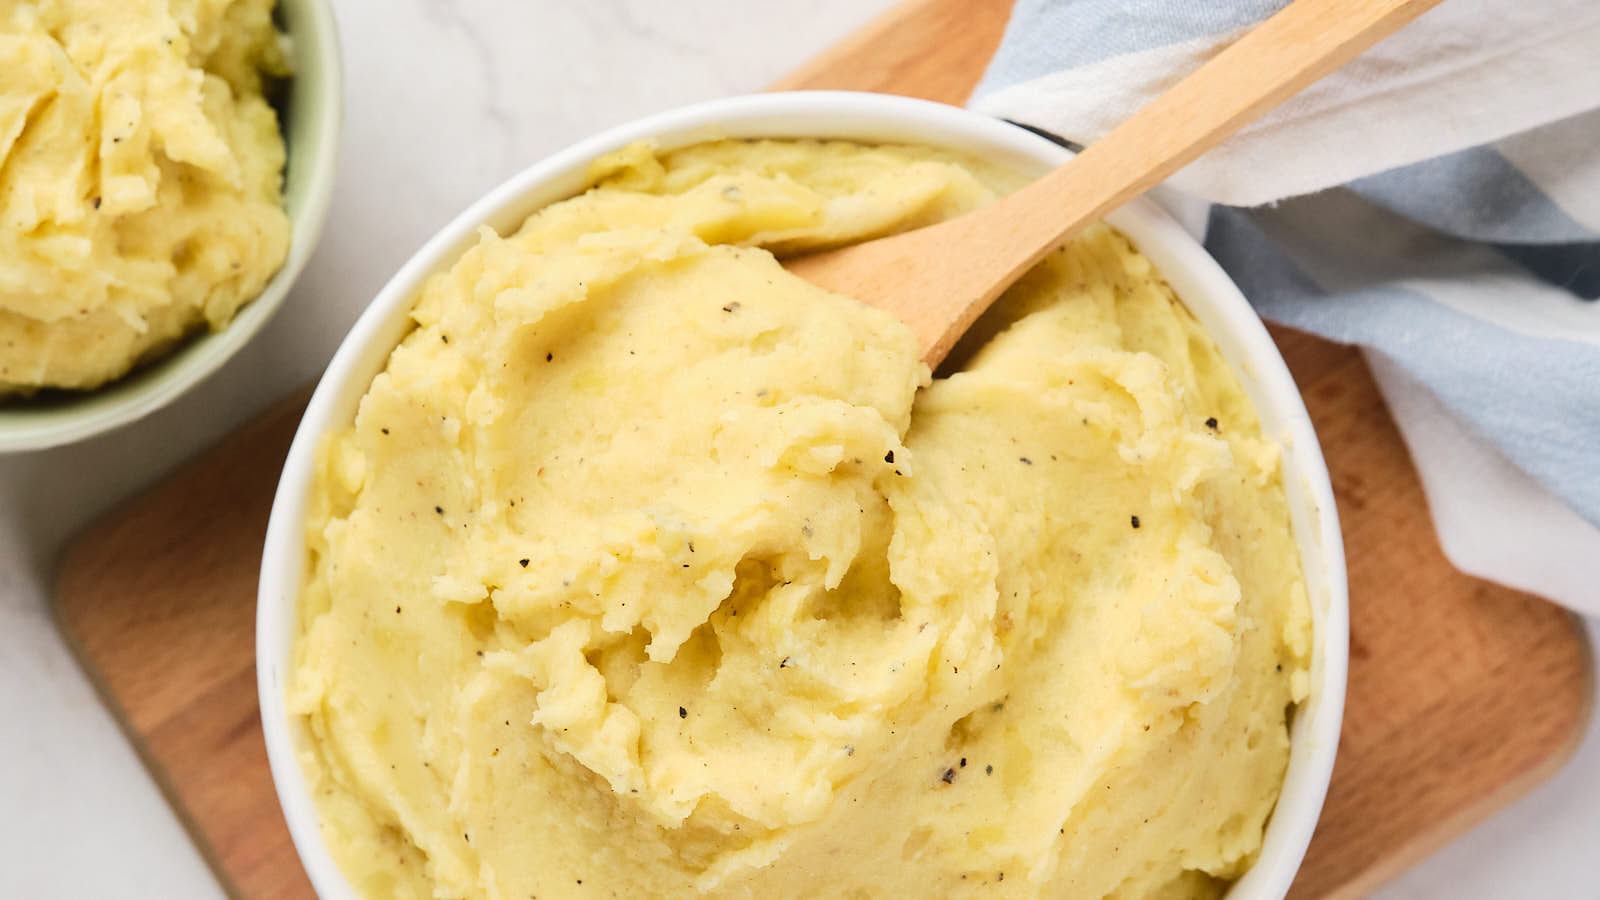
1,1,1594,896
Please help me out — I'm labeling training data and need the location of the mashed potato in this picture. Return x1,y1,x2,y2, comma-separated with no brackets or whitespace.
0,0,289,394
291,140,1312,899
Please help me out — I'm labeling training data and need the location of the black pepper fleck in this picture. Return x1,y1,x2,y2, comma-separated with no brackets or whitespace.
1019,457,1033,465
92,197,101,209
721,302,741,313
779,657,791,668
395,606,401,614
381,427,390,435
519,558,530,568
985,765,993,775
1131,515,1141,529
435,506,444,515
546,352,553,362
959,758,967,768
441,334,449,344
884,450,894,464
940,768,956,784
1205,417,1219,429
678,706,687,719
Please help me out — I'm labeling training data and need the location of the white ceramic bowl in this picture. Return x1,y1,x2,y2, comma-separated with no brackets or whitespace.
258,91,1348,900
0,0,342,452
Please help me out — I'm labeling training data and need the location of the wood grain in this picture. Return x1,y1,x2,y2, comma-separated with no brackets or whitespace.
56,389,316,900
1265,325,1593,898
768,0,1016,103
53,1,1591,898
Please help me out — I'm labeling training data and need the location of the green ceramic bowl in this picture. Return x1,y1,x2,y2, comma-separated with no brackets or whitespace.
0,0,342,452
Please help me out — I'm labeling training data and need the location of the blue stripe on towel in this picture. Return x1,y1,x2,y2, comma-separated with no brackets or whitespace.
1494,242,1600,300
1350,147,1600,245
1206,206,1600,524
974,0,1286,96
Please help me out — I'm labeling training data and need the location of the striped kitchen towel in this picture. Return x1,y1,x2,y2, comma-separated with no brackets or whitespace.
971,0,1600,611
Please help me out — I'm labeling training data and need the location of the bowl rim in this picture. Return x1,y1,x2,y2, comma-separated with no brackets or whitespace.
0,0,344,453
257,89,1348,900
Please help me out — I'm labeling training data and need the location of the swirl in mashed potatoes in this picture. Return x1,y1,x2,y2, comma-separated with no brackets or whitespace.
0,0,289,394
292,139,1312,900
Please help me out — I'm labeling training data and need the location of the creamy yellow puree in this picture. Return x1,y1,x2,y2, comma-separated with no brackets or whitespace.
292,140,1312,899
0,0,289,394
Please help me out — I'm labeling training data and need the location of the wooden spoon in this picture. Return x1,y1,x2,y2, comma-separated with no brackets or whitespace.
785,0,1443,366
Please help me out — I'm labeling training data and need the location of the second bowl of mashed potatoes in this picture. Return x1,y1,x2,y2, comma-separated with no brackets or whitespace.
259,91,1346,900
0,0,340,450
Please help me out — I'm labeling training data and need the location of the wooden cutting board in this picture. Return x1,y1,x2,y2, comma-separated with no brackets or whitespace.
54,0,1593,897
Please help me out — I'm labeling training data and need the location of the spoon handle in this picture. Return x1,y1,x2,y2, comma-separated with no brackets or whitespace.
786,0,1446,366
972,0,1444,295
